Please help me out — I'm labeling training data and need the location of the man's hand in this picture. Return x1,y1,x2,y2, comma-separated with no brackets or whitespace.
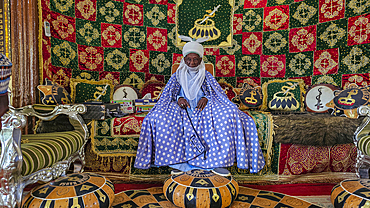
196,97,208,111
178,97,190,109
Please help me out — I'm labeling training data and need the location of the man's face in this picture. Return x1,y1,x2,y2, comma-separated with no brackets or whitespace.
184,53,202,68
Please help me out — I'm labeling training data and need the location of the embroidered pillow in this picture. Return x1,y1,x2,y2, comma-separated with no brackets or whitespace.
70,79,114,103
326,83,370,119
262,79,305,112
305,84,339,113
139,81,165,99
239,84,263,110
114,85,140,100
37,78,71,105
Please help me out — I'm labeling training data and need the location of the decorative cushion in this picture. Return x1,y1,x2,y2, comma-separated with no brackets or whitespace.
331,179,370,207
163,169,239,208
238,84,263,110
305,84,339,113
37,78,72,105
326,83,370,118
113,85,140,101
22,172,115,208
70,79,114,103
139,80,165,99
20,129,84,176
262,79,305,112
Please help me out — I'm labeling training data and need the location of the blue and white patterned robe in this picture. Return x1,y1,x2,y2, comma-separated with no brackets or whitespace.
134,71,265,173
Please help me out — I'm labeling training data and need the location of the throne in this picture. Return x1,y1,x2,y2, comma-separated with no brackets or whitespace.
0,103,89,207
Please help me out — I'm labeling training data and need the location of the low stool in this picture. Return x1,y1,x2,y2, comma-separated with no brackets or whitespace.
22,172,115,208
163,169,239,208
331,179,370,207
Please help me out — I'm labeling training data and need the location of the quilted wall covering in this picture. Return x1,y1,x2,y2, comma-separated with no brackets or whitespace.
39,0,370,92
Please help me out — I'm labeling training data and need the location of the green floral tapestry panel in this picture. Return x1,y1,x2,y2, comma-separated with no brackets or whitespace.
262,30,289,55
51,37,79,69
317,18,348,50
339,44,370,74
97,0,124,25
289,0,318,29
176,0,234,47
76,18,102,46
243,8,264,32
51,0,75,17
122,25,147,50
72,69,100,81
235,54,261,77
285,51,314,77
149,51,172,75
104,48,130,72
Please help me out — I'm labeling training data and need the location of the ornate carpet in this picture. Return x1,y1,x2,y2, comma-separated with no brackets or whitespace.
39,0,370,91
111,186,323,207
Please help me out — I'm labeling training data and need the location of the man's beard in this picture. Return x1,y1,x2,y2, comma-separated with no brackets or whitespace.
187,65,199,72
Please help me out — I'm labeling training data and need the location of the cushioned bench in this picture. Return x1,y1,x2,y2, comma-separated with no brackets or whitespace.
0,104,88,208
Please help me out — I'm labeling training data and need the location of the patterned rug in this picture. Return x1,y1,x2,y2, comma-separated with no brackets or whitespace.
111,186,323,207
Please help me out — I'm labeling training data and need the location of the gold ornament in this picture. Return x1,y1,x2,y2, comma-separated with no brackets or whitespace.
264,32,287,53
79,47,103,70
102,26,121,46
261,56,284,76
106,49,128,70
237,56,257,75
342,46,370,73
130,50,149,71
152,54,170,73
123,27,146,48
76,0,96,20
53,0,74,12
52,15,75,39
265,8,288,30
288,53,311,76
291,28,314,52
314,51,337,75
146,6,166,26
53,41,76,66
148,30,166,50
319,22,346,47
349,16,370,44
243,33,262,54
293,2,316,25
243,10,262,31
99,1,120,23
78,22,100,44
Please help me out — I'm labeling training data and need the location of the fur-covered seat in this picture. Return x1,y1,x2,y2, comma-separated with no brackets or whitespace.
0,104,88,208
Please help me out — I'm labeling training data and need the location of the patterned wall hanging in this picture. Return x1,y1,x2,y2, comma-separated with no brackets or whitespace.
175,0,235,48
38,0,370,98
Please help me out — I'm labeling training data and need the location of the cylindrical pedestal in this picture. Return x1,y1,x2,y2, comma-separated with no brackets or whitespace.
163,169,239,208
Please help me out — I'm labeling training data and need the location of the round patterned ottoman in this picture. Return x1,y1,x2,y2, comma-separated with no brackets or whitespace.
22,172,115,208
331,179,370,207
163,169,239,208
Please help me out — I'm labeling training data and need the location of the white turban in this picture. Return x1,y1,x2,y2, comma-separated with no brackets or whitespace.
179,35,209,58
176,36,209,101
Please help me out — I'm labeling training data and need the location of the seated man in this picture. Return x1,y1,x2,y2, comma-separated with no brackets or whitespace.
134,36,265,176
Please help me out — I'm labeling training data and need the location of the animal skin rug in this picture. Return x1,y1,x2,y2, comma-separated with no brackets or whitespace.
272,113,364,146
